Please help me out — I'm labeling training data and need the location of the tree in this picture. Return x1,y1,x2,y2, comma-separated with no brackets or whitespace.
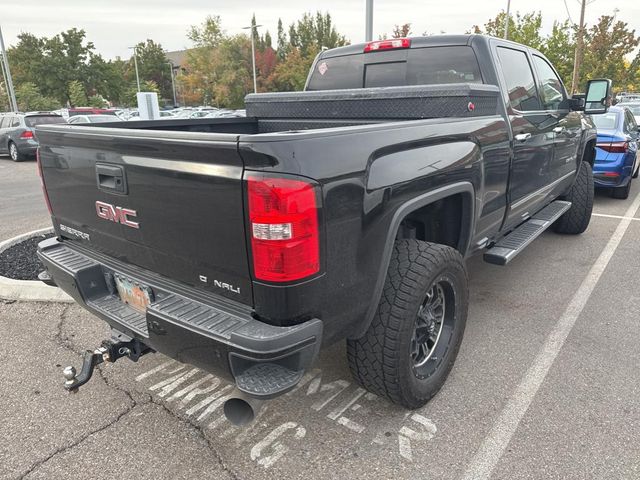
15,82,59,111
266,48,310,92
6,28,129,106
132,40,172,101
392,23,412,38
581,16,639,92
473,11,544,50
540,21,575,86
68,79,88,106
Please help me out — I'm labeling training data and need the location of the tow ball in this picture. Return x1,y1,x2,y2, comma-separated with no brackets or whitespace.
63,337,150,392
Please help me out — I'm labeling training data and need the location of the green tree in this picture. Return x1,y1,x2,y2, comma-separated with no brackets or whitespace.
286,12,348,58
581,16,639,93
15,82,59,111
540,21,575,86
68,79,88,106
132,40,172,101
473,11,544,50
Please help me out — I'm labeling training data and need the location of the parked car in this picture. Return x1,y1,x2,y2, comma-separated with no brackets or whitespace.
67,114,123,124
67,107,118,117
618,102,640,124
36,35,609,425
0,111,66,161
592,106,640,199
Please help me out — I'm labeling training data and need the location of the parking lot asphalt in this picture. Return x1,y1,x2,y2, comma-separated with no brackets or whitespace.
1,154,639,480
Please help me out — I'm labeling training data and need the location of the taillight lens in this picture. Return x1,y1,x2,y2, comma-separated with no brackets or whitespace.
247,174,320,282
597,141,629,153
20,130,34,139
364,38,411,52
36,148,53,215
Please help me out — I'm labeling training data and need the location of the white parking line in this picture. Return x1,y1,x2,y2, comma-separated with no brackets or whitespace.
592,212,640,221
462,190,640,480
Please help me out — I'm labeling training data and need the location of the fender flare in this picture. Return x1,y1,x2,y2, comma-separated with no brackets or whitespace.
350,181,475,339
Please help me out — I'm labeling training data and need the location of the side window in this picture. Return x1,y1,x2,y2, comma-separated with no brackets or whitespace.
532,55,565,110
497,47,540,111
626,110,637,131
0,117,7,128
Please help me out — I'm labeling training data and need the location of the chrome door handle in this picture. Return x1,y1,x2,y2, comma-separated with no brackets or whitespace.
514,133,532,142
553,126,566,134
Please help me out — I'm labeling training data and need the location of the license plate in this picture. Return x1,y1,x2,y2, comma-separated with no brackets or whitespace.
114,275,153,313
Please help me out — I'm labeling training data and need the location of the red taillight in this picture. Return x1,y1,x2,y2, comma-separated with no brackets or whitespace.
597,141,629,153
247,174,320,282
36,148,53,215
600,172,620,177
20,130,34,139
364,38,411,52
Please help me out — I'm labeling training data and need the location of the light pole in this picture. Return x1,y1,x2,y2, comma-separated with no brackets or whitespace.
503,0,511,40
365,0,373,41
167,62,177,107
242,23,262,94
128,46,141,92
0,24,18,112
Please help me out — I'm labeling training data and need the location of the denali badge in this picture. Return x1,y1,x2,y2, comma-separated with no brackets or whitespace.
95,201,139,229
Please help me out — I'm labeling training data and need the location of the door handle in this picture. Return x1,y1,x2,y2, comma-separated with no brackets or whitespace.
96,164,127,194
514,133,532,142
553,126,566,134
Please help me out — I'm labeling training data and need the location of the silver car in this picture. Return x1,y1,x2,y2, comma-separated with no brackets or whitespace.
0,112,66,161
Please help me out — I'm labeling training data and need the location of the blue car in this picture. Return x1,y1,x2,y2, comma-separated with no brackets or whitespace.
592,106,640,199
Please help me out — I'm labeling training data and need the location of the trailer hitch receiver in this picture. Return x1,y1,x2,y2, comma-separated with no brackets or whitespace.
63,336,150,392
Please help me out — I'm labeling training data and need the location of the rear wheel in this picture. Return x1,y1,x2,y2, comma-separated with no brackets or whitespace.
347,240,468,409
612,178,631,200
8,142,25,162
553,161,593,234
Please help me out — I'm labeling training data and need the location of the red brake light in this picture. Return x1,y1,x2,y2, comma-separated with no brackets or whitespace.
247,174,320,282
364,38,411,52
36,148,53,215
597,141,629,153
20,130,34,139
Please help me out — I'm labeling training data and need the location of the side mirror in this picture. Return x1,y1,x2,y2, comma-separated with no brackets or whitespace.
584,79,612,115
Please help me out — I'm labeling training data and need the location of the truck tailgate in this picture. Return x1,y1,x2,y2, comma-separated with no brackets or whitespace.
36,126,252,305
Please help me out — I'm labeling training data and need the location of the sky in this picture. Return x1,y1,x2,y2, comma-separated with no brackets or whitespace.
1,0,639,59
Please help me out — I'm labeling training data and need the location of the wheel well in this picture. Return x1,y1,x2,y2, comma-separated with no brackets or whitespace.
583,139,596,166
397,194,466,252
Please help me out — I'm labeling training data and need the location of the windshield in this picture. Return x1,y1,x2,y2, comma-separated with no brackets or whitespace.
592,111,620,130
307,46,482,91
25,116,66,127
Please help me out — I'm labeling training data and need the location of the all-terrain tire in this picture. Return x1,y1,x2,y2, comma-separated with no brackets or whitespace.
553,161,593,234
347,240,468,409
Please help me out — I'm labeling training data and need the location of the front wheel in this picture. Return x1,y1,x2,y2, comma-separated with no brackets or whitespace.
347,240,468,409
553,161,593,234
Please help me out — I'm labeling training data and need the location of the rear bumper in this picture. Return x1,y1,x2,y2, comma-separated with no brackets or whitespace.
594,152,634,188
37,237,322,399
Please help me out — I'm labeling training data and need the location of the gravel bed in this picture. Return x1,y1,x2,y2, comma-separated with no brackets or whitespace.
0,234,54,280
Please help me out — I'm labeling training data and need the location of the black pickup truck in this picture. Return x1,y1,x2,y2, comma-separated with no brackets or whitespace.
36,35,610,424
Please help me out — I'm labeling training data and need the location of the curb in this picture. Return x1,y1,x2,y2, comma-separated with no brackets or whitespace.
0,228,73,303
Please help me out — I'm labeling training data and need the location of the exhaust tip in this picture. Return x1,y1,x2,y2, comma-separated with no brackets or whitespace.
223,397,257,426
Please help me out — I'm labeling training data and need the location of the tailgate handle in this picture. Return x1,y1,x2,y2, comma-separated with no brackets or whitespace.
96,164,127,194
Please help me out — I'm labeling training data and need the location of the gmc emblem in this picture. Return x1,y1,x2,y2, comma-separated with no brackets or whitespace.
95,201,139,229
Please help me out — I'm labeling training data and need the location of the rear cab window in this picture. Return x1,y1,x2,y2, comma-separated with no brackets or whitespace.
307,45,483,91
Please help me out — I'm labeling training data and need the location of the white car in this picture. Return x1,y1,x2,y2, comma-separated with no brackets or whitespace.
67,114,120,124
